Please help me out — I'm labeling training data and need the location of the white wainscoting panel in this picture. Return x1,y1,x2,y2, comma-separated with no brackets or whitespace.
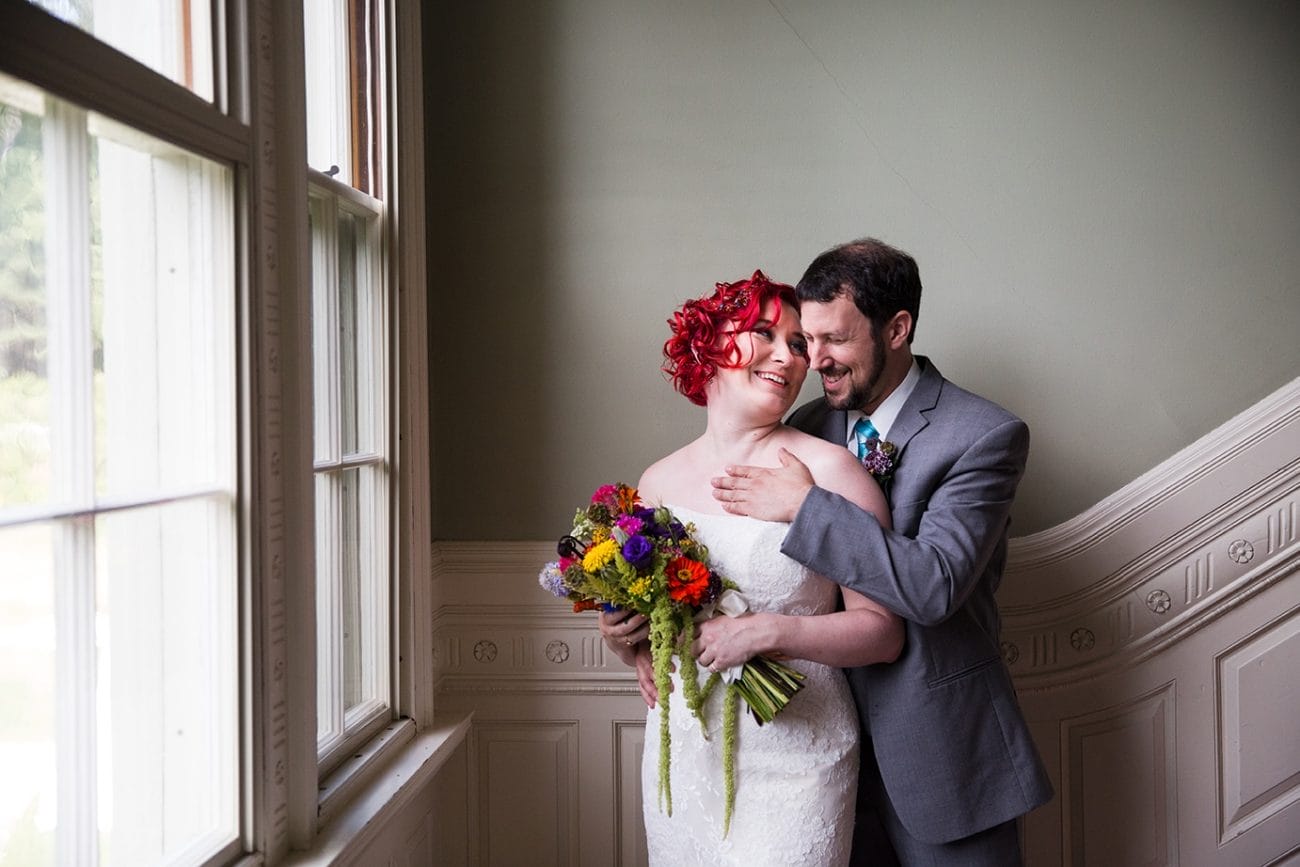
1217,610,1300,844
473,721,579,865
614,721,649,867
1059,682,1177,866
432,377,1300,866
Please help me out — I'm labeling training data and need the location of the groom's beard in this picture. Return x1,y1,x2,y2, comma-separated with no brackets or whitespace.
821,336,886,412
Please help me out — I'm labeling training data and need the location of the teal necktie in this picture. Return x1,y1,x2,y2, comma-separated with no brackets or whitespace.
852,416,880,460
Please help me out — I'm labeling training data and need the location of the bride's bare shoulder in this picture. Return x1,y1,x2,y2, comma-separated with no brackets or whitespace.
778,427,859,477
636,441,699,505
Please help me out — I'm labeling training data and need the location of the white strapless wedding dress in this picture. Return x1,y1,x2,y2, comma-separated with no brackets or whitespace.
642,506,860,866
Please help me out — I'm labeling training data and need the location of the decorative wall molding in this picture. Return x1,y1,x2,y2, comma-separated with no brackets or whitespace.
432,553,639,694
1003,497,1300,690
1006,376,1300,579
996,379,1300,687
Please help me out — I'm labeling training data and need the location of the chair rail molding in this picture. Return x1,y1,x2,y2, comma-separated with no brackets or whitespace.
432,540,638,696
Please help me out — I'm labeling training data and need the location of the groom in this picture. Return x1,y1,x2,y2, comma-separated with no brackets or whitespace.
711,237,1052,865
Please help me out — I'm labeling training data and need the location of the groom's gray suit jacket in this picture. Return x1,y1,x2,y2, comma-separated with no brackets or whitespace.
782,356,1052,844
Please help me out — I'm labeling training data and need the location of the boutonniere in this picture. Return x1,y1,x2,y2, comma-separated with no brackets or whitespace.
860,438,898,484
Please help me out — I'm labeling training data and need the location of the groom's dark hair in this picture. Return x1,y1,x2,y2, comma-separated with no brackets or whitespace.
795,237,922,343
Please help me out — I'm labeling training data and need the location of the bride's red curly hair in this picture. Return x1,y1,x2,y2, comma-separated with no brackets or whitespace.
663,270,797,406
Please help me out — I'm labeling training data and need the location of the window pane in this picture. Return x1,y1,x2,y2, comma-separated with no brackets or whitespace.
0,523,57,866
303,0,382,195
348,463,386,718
315,461,388,750
97,497,238,863
91,115,235,500
338,211,358,455
0,85,51,511
27,0,216,102
314,470,332,743
303,0,351,182
340,466,362,709
309,199,334,464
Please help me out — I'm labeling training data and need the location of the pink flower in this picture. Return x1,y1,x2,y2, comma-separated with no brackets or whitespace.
615,514,645,535
590,484,620,508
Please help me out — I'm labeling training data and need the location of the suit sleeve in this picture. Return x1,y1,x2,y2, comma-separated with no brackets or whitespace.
780,418,1029,626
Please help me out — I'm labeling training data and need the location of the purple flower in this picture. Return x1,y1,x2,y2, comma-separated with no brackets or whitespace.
621,534,654,570
633,506,659,526
626,505,689,542
704,570,723,604
538,562,569,598
860,439,898,482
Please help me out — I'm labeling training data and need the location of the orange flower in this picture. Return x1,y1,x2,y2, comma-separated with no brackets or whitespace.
667,556,712,606
616,484,640,514
572,599,601,613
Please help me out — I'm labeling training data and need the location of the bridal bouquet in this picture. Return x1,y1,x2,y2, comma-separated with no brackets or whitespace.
538,482,805,833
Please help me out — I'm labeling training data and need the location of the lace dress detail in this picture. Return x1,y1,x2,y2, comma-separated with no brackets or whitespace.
642,506,859,866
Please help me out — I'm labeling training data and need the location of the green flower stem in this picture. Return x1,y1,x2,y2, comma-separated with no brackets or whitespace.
732,657,807,725
698,671,721,706
678,617,708,727
722,684,739,838
649,596,678,815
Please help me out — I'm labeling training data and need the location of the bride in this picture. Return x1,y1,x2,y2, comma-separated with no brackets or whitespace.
601,271,904,865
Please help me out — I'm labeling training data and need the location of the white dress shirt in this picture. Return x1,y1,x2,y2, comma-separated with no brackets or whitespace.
844,358,921,447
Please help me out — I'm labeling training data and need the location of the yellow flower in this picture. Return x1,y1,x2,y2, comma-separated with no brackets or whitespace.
582,539,619,572
629,576,653,600
592,527,610,544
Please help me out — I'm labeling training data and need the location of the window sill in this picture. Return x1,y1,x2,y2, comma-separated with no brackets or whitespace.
279,711,472,866
317,712,413,826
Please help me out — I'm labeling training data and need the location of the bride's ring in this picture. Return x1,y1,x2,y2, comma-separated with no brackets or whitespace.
623,636,633,646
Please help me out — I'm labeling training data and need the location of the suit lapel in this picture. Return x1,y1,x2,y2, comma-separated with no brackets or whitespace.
823,407,848,446
886,356,942,458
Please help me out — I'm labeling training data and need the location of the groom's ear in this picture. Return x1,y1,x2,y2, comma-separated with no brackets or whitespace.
884,310,913,350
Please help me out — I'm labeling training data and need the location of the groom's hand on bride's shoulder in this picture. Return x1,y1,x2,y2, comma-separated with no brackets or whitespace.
711,448,813,522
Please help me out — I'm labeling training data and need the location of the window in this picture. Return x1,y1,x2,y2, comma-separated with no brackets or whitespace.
309,187,390,766
0,71,238,866
304,0,394,772
2,0,431,862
